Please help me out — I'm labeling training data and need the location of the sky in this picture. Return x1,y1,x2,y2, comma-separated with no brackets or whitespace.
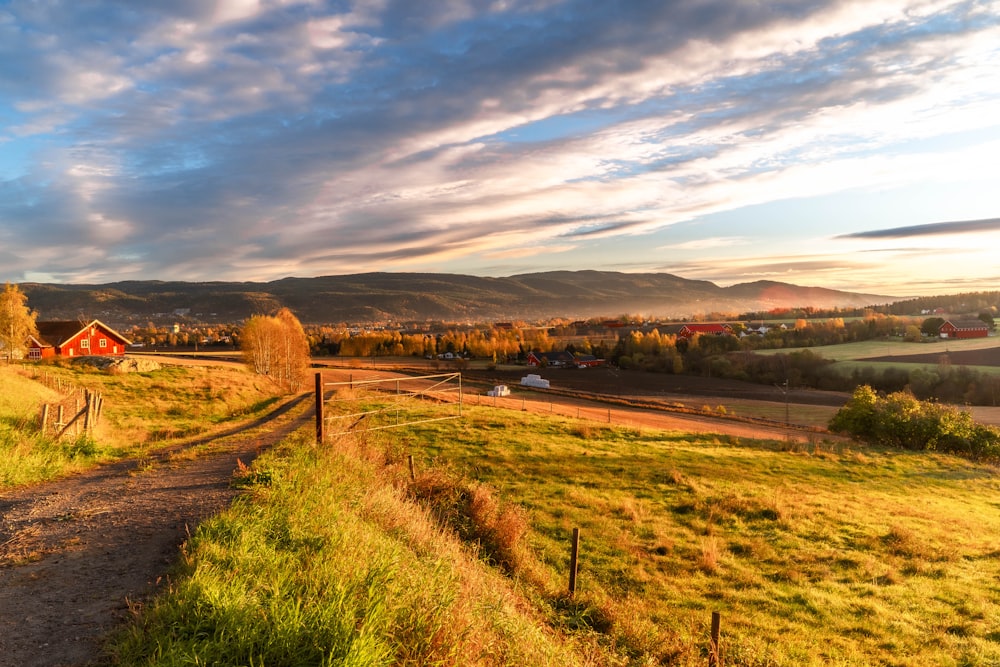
1,0,999,298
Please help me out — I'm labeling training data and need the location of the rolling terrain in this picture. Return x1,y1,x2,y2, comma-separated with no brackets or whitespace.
19,271,891,325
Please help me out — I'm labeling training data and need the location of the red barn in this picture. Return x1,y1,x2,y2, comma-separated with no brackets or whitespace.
27,320,131,360
938,320,989,339
677,323,733,340
526,350,576,367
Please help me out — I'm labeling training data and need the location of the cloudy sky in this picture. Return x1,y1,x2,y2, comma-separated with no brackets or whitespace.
1,0,998,296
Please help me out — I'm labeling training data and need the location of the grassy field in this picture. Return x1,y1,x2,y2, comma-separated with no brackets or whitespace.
113,393,1000,666
400,408,1000,665
753,336,1000,363
0,360,281,488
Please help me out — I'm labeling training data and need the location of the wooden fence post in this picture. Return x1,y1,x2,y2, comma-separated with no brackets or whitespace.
83,391,92,433
569,527,580,596
315,372,325,445
408,454,416,481
709,611,721,667
40,404,49,435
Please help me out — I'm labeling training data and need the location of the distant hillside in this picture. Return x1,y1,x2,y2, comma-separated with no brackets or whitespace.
19,271,891,325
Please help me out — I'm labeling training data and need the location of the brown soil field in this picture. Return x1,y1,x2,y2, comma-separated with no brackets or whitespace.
865,345,1000,366
463,365,849,406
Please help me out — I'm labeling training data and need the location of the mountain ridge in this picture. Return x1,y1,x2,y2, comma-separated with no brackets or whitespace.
19,271,894,325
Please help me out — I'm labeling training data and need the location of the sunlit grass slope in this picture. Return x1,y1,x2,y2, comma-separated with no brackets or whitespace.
0,361,281,488
404,407,1000,665
112,399,1000,665
110,428,610,666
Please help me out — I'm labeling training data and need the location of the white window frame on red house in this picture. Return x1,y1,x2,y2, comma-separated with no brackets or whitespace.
80,339,90,349
99,338,107,348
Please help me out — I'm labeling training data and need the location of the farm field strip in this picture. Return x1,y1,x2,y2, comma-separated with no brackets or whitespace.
753,336,1000,362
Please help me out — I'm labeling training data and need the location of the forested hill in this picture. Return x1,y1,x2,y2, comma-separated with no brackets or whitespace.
20,271,890,325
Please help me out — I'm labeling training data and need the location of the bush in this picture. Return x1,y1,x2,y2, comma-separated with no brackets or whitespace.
830,385,1000,460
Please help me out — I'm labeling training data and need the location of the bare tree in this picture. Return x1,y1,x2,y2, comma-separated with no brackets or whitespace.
0,283,38,362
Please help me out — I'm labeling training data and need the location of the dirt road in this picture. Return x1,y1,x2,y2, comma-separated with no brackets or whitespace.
0,395,312,667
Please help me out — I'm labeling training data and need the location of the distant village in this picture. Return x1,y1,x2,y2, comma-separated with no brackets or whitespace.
20,306,994,365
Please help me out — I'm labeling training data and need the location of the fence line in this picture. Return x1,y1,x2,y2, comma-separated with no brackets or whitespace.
315,371,463,443
39,389,104,438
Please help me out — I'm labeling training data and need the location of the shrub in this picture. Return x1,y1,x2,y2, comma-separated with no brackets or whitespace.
830,385,1000,460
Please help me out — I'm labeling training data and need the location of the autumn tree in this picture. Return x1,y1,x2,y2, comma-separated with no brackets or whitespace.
0,282,38,362
241,308,310,392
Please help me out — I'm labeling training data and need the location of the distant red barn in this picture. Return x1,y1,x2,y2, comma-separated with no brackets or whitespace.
939,320,989,339
28,320,131,360
526,350,575,367
677,323,733,340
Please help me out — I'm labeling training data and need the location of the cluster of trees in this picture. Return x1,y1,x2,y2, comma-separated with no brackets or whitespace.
127,324,238,349
307,326,614,363
0,283,38,362
241,308,310,392
830,385,1000,460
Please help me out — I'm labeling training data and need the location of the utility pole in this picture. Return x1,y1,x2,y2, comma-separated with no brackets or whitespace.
775,378,789,426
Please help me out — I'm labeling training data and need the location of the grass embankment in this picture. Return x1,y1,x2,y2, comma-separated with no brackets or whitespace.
110,427,602,666
0,361,281,488
112,398,1000,665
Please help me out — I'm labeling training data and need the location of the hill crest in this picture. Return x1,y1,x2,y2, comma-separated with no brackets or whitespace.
19,271,892,325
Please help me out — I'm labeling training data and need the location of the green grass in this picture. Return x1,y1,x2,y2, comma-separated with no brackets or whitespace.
0,360,282,488
832,359,1000,378
754,337,1000,362
109,428,601,666
0,365,103,486
401,407,1000,665
112,396,1000,665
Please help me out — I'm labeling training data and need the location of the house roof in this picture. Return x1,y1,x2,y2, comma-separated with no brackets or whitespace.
33,320,132,348
941,319,988,330
529,350,575,362
680,323,732,333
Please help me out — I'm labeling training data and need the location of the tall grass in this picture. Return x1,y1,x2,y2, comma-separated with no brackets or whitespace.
401,407,1000,665
0,361,282,488
109,429,607,666
101,388,1000,664
0,365,106,485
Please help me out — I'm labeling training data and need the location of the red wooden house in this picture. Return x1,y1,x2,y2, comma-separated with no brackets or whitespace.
939,320,989,339
27,320,132,360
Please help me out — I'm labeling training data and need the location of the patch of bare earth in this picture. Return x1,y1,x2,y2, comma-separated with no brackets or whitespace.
0,395,311,667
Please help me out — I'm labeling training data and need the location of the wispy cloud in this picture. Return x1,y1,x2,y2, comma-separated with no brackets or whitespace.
0,0,997,291
837,217,1000,239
